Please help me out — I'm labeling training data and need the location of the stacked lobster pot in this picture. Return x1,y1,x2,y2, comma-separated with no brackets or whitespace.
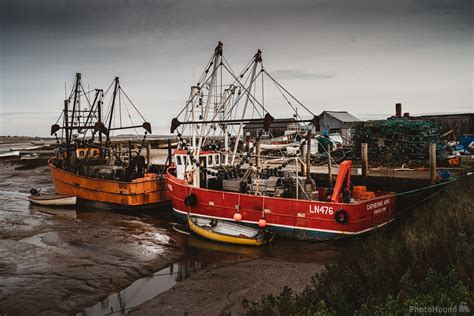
352,119,443,167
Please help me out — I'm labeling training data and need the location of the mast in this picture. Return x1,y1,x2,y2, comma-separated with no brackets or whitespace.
231,49,262,165
196,42,223,157
189,86,199,149
97,90,103,146
220,87,233,165
64,100,70,162
69,73,81,142
106,77,120,148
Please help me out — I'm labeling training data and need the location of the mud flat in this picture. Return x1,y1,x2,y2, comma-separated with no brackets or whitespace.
0,158,181,315
0,143,339,315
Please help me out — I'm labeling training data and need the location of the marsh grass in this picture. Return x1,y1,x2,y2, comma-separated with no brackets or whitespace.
243,177,473,315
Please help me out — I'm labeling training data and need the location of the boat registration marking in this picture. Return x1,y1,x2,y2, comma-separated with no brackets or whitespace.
309,205,334,215
119,183,128,189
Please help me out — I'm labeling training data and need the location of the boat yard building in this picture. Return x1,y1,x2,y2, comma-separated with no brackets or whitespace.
389,103,474,138
243,117,298,139
411,113,474,139
318,111,361,144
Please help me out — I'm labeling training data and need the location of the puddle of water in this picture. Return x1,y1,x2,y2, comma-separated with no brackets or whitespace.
20,233,50,248
76,228,338,316
77,264,178,316
33,207,77,219
0,190,30,214
76,235,255,316
20,232,62,248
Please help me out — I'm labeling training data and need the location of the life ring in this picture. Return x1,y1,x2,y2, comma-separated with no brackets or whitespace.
184,193,197,207
185,171,194,184
334,209,349,224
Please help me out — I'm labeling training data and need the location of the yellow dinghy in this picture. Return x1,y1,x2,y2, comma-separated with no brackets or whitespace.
188,215,274,246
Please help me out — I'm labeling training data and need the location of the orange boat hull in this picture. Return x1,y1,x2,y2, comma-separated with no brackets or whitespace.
48,159,170,210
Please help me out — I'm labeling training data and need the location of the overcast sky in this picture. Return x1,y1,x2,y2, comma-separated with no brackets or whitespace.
0,0,472,136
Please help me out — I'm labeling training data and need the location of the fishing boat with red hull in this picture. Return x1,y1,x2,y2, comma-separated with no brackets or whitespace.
48,73,169,210
166,42,397,241
167,164,395,241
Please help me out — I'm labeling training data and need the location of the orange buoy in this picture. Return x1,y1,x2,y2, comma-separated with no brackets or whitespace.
258,218,267,228
233,212,242,221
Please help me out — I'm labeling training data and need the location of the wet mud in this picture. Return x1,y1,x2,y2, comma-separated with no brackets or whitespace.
0,143,339,315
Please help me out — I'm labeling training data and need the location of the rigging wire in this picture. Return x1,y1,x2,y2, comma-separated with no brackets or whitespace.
120,88,146,122
221,63,266,116
120,89,141,138
102,80,115,98
262,68,316,116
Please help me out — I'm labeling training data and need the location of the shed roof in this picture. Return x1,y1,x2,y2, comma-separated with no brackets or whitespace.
321,111,360,123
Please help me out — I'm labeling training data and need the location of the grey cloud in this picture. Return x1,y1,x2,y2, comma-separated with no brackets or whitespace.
271,69,336,80
0,0,472,136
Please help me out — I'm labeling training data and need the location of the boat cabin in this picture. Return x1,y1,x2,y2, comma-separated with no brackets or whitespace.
75,147,101,159
173,150,222,186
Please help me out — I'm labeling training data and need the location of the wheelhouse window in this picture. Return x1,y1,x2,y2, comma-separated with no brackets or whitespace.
176,155,182,165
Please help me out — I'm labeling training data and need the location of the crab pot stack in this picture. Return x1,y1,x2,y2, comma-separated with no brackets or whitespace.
352,119,442,167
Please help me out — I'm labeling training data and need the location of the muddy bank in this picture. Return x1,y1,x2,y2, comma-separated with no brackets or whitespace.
0,215,181,315
0,158,182,315
130,258,326,315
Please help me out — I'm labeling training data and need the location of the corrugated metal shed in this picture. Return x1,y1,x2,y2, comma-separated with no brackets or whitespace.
322,111,360,123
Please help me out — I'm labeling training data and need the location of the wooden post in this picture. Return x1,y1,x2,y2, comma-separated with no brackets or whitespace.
430,142,436,184
306,131,312,184
328,145,333,186
361,143,368,183
295,157,299,199
167,138,172,167
146,141,151,168
301,141,307,176
255,139,260,171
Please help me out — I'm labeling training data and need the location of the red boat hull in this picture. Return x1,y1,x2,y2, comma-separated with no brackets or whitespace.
166,169,396,240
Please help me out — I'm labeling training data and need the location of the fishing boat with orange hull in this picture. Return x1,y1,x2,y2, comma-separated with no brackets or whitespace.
166,42,397,241
48,158,169,210
48,73,169,210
